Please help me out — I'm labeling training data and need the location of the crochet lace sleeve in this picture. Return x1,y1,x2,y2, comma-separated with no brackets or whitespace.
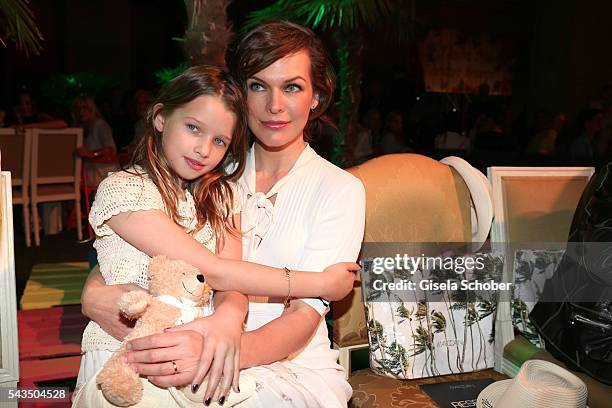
88,171,165,237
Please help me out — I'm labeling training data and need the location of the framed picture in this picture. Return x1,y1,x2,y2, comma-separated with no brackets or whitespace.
0,171,19,389
487,166,594,375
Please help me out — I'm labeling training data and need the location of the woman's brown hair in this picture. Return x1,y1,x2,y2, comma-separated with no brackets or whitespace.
228,20,336,142
130,65,248,245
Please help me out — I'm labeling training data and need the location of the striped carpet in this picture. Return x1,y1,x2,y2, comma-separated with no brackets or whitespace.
20,262,90,310
17,260,92,403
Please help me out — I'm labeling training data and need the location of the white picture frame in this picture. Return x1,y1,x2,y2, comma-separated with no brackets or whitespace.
487,166,594,375
0,171,19,390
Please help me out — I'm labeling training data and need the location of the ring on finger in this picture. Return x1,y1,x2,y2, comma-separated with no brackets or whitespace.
171,360,178,374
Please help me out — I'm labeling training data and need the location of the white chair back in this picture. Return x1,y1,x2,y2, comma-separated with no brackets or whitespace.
488,166,594,375
0,128,31,189
30,128,83,245
0,129,32,246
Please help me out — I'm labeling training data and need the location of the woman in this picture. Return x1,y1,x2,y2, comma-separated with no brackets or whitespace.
81,21,365,407
73,95,120,187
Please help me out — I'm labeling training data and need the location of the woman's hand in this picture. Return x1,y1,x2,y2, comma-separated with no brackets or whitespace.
125,330,204,389
81,275,144,341
126,314,243,404
76,146,95,159
320,262,360,301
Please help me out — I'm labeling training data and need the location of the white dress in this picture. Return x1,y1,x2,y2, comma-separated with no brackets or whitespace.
236,145,366,408
76,167,218,391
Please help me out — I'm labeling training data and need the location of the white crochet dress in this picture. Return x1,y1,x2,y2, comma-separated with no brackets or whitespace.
77,167,229,388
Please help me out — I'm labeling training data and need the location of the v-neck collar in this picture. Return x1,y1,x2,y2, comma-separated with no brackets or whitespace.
242,143,318,197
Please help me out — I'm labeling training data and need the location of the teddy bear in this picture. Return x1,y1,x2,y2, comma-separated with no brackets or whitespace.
95,255,213,406
88,255,255,408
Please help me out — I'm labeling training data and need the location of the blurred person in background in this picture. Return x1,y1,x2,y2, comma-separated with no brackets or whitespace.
379,110,412,154
434,111,470,152
570,108,604,163
352,108,382,162
594,103,612,159
526,111,565,156
8,91,67,129
73,95,119,187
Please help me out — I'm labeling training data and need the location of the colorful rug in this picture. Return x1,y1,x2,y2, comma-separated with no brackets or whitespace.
20,262,90,310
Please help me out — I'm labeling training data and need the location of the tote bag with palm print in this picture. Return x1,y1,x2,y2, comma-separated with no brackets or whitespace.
361,253,503,379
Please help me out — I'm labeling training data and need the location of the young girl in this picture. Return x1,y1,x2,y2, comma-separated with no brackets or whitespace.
75,66,359,400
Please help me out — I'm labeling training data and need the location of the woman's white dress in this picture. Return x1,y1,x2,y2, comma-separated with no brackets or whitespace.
236,145,366,408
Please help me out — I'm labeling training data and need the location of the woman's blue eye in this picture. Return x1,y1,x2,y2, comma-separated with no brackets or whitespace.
249,83,265,92
213,137,226,146
285,84,302,92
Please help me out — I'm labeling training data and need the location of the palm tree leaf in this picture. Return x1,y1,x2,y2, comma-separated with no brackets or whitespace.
245,0,394,32
0,0,43,57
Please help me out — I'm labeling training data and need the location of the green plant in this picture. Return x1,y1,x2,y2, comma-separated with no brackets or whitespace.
154,63,189,85
41,72,118,113
0,0,43,57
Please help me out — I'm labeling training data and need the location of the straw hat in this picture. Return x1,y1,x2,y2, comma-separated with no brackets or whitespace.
477,360,587,408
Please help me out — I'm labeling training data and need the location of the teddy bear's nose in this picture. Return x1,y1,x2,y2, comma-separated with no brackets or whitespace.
197,274,205,283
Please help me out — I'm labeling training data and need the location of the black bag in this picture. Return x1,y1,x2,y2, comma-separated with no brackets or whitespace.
530,163,612,385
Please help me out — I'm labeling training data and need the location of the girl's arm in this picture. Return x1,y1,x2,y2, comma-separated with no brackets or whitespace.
106,209,358,300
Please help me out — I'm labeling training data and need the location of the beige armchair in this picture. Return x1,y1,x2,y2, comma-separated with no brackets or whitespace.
332,154,504,407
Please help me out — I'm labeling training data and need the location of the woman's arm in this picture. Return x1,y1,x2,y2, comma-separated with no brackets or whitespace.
80,266,145,340
240,300,320,368
76,146,116,160
106,210,357,300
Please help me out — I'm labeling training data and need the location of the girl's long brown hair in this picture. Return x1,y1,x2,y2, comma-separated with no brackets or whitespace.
129,66,248,246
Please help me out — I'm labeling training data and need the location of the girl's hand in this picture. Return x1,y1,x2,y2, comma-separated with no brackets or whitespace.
321,262,360,301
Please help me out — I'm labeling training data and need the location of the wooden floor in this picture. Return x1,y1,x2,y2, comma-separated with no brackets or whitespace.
18,304,87,407
17,257,90,408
